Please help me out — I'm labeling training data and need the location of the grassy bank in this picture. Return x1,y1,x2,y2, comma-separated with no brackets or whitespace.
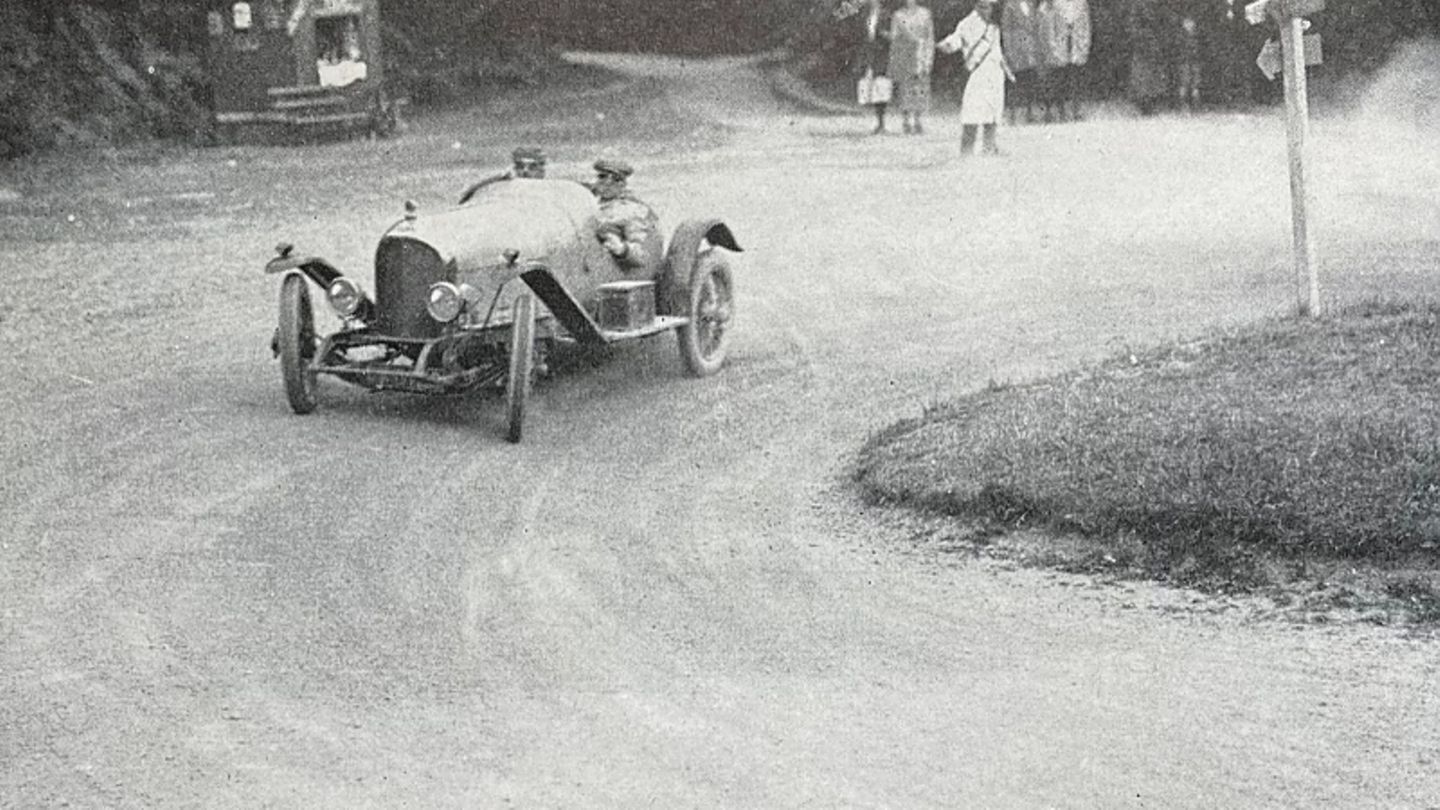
853,301,1440,619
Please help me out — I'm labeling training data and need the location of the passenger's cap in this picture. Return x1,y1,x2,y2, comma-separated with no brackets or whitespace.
593,158,633,179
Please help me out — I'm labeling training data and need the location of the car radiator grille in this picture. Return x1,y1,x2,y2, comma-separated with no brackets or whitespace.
374,237,447,339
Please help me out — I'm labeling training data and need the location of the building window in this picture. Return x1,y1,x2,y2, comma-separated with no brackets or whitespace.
316,14,368,86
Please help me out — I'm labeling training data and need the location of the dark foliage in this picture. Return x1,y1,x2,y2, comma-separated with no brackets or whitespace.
0,1,212,156
0,0,817,157
1,0,1437,157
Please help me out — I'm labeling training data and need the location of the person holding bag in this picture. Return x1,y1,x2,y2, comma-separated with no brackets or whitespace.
851,0,893,134
887,0,935,134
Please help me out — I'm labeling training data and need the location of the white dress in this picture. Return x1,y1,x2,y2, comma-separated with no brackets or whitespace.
938,11,1007,125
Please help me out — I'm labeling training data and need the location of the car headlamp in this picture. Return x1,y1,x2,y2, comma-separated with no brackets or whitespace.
426,282,465,323
326,277,365,317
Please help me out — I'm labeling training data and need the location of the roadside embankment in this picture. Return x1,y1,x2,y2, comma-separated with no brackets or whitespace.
853,300,1440,623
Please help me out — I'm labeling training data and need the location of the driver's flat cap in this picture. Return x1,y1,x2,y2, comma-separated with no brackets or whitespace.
593,158,634,179
512,146,546,162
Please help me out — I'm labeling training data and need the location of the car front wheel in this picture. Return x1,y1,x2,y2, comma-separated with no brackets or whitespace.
676,252,734,377
278,273,319,414
505,292,536,443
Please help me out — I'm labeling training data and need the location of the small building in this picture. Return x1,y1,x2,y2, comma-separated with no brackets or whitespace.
205,0,401,142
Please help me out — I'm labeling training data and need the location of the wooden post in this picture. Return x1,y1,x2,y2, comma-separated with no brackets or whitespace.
1279,16,1320,316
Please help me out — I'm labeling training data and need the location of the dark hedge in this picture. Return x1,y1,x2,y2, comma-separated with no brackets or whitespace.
1,0,1436,158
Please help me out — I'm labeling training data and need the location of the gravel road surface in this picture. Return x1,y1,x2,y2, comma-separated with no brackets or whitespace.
2,53,1438,808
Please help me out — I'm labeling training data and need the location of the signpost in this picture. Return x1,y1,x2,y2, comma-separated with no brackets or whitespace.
1255,40,1281,81
1247,0,1323,316
1255,34,1321,81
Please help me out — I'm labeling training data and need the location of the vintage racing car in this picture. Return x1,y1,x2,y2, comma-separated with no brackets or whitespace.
264,176,742,442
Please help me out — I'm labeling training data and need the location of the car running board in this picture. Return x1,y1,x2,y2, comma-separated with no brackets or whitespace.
599,315,688,342
522,267,689,345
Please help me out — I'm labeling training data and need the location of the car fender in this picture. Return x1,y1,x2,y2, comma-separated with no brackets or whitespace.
520,265,608,346
265,252,375,322
658,220,742,316
264,252,345,290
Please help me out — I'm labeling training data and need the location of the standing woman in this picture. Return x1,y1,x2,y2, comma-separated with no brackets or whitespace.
856,0,891,134
888,0,935,134
937,0,1010,155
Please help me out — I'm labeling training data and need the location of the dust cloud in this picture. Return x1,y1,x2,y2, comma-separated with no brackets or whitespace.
1306,38,1439,248
1361,38,1440,128
1334,37,1440,132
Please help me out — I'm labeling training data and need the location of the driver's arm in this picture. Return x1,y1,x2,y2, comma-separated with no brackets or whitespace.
599,201,659,267
598,224,640,265
600,219,655,267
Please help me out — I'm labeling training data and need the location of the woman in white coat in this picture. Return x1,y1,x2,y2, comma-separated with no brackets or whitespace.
937,0,1012,155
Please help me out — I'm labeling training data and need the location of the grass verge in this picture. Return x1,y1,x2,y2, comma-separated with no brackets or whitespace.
853,300,1440,622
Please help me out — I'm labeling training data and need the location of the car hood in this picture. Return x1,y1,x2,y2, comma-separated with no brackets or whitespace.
381,178,600,273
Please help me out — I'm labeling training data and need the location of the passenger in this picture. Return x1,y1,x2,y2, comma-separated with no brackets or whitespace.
458,146,546,204
589,159,660,271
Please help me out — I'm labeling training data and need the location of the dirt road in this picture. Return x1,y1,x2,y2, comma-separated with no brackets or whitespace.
2,54,1438,807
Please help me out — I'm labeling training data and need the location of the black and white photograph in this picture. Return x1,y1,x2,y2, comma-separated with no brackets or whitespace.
2,0,1438,805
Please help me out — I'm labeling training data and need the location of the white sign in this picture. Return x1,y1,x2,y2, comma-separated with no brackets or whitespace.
1256,40,1281,80
1256,34,1323,81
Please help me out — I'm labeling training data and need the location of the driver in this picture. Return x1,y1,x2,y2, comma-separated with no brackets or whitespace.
508,146,547,179
458,146,547,203
590,158,659,271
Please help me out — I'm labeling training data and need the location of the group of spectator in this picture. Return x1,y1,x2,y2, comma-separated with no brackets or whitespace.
849,0,1019,154
1002,0,1092,124
1125,0,1273,115
839,0,1282,146
844,0,1089,154
853,0,935,134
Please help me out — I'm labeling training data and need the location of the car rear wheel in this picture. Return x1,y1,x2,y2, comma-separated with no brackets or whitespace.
677,252,734,377
505,292,536,443
278,273,319,414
